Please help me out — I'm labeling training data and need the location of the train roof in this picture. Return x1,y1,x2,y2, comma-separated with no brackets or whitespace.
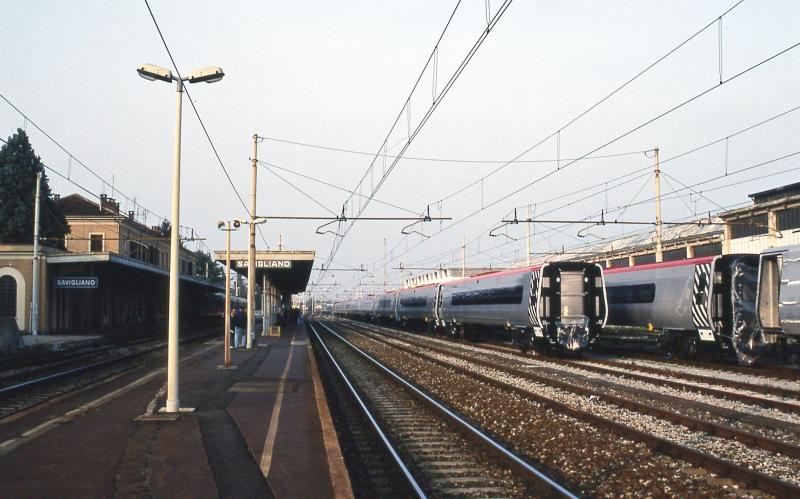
603,255,717,275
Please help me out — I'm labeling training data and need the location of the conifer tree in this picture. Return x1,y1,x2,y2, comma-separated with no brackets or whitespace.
0,129,69,247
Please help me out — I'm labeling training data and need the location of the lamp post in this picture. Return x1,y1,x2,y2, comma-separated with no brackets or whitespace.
138,63,224,413
217,220,240,367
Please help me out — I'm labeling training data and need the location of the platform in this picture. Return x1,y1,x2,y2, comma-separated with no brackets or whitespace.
0,324,352,498
21,333,103,352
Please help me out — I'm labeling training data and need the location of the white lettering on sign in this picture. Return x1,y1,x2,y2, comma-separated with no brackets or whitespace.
55,277,99,289
236,260,292,269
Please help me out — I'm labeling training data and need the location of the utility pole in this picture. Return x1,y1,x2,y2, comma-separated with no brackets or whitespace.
224,222,233,367
383,238,388,292
461,235,466,278
31,172,41,336
247,134,258,349
654,147,663,263
526,204,532,267
262,274,267,336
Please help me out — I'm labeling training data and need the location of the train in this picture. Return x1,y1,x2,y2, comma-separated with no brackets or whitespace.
336,261,608,355
603,247,800,365
199,292,248,324
333,245,800,366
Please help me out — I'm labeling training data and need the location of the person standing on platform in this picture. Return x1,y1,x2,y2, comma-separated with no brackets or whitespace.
234,307,246,348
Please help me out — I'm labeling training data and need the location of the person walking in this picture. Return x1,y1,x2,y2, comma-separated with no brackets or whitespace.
234,307,246,348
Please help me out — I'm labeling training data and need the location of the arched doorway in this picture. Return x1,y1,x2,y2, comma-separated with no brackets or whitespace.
0,268,25,331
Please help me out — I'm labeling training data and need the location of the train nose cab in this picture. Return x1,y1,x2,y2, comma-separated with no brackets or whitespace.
536,262,607,353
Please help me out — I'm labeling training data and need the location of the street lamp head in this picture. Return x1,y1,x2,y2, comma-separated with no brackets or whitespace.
137,63,174,83
187,66,225,84
217,221,225,229
233,220,242,228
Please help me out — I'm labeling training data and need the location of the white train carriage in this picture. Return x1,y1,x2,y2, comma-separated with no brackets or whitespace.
355,296,376,321
396,283,440,330
439,262,607,353
757,245,800,350
373,291,398,323
602,254,765,364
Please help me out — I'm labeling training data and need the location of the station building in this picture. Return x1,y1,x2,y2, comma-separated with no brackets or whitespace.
0,193,221,334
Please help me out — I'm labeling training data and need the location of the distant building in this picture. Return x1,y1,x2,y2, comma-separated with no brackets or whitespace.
720,182,800,254
0,193,218,334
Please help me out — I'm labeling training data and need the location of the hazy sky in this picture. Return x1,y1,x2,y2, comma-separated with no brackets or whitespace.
2,1,798,298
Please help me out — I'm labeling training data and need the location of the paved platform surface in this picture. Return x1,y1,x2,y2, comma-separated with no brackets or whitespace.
21,334,103,351
0,324,352,498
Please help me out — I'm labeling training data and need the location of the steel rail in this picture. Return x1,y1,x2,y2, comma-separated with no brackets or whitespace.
316,320,578,498
348,321,800,459
308,322,426,499
0,329,217,398
336,319,800,498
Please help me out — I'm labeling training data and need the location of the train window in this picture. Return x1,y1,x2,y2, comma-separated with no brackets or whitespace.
694,273,708,306
606,284,656,304
713,293,724,320
758,255,781,329
451,285,524,306
400,297,426,308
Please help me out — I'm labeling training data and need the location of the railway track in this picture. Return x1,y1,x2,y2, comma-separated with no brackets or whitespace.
329,318,800,497
309,321,576,498
0,329,218,420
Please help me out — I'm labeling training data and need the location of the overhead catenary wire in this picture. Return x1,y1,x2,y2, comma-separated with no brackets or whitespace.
319,0,516,287
328,1,775,291
258,160,421,216
261,135,650,165
142,0,270,249
0,136,207,247
0,92,170,228
428,0,748,207
377,41,800,275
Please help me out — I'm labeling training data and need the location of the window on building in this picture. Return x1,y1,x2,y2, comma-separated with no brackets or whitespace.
692,242,722,257
633,253,656,266
729,214,768,239
608,257,629,268
187,261,194,276
149,246,159,266
0,275,17,318
128,241,148,262
89,234,104,252
777,206,800,231
662,247,687,262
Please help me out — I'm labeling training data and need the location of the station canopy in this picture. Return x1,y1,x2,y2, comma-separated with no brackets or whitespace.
215,250,315,295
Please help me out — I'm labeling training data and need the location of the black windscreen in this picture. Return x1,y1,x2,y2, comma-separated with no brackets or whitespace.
606,284,656,304
451,285,524,306
400,297,427,308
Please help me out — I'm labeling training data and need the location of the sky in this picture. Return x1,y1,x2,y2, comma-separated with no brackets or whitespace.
1,0,798,300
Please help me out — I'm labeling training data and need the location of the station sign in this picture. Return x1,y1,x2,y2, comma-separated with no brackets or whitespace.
55,276,99,289
236,259,292,269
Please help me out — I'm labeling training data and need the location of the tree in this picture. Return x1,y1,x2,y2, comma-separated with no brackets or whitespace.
194,249,224,284
0,129,69,248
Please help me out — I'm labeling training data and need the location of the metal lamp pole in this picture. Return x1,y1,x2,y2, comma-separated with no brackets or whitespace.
164,77,184,413
137,63,224,413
